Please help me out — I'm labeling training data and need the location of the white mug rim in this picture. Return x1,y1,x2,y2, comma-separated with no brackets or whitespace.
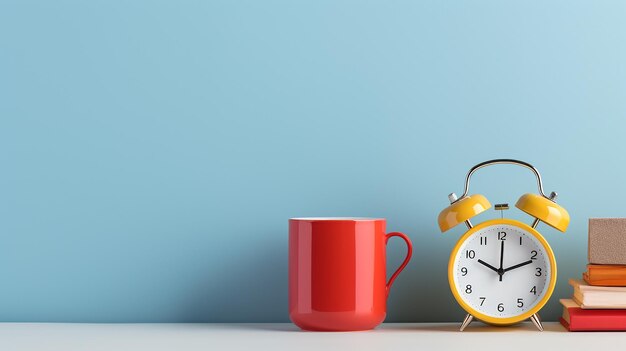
290,217,385,221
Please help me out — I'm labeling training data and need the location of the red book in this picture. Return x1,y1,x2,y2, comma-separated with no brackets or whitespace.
560,299,626,331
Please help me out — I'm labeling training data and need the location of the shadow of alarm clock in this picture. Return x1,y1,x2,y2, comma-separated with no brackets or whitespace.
438,159,569,332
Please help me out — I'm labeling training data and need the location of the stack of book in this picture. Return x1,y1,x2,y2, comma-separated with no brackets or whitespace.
560,218,626,331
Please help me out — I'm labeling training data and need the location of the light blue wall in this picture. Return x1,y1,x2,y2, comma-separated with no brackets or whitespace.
2,1,626,322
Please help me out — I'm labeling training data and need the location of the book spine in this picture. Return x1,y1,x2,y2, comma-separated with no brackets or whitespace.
569,309,626,331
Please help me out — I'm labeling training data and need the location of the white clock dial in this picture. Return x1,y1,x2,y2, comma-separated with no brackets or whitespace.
452,224,551,318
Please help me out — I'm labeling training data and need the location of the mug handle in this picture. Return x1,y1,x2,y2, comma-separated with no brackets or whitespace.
385,232,413,297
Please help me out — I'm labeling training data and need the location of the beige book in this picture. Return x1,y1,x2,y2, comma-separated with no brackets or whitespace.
569,278,626,309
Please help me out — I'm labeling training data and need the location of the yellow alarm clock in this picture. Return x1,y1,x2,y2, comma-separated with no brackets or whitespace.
438,159,569,331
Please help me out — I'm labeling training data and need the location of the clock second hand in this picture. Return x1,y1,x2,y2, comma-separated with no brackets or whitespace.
498,240,504,282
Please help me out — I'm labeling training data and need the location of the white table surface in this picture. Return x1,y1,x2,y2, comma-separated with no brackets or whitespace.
0,322,623,351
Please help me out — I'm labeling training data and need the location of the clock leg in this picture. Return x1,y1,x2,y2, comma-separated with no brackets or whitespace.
530,313,544,331
460,314,473,331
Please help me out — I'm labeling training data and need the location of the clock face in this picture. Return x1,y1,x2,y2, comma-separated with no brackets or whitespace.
451,222,553,320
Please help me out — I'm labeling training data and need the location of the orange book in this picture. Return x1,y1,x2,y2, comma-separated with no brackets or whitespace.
584,264,626,286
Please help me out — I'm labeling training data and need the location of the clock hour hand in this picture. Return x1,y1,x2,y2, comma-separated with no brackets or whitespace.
503,260,533,273
477,259,499,273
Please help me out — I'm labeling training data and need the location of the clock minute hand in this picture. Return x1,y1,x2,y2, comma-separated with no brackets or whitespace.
477,259,499,273
504,260,534,273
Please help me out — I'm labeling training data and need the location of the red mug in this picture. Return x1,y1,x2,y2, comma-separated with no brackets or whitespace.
289,217,413,331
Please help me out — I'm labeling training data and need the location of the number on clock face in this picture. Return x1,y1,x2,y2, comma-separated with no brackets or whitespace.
453,224,550,318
